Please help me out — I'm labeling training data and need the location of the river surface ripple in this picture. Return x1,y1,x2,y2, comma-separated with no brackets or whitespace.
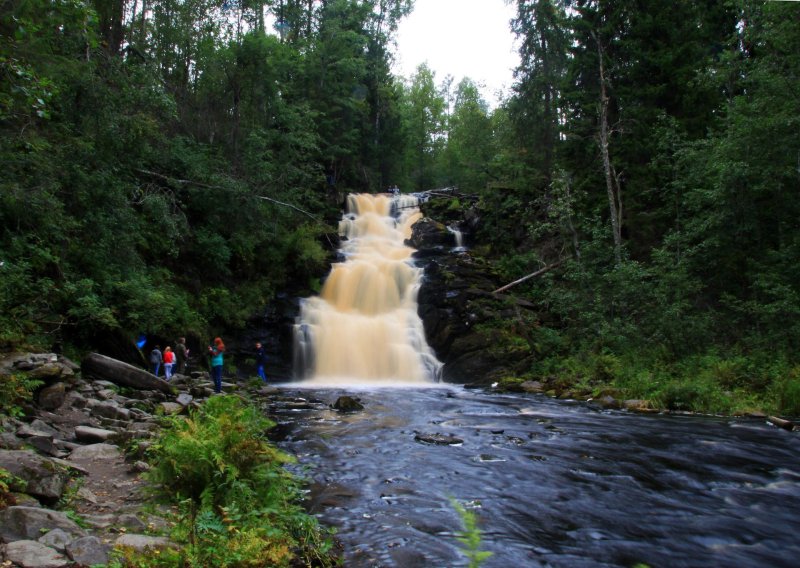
269,386,800,568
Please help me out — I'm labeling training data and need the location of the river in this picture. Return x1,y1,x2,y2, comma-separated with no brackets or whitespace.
279,193,800,567
270,386,800,568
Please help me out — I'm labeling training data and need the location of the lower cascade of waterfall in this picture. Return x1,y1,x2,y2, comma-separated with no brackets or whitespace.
293,193,442,385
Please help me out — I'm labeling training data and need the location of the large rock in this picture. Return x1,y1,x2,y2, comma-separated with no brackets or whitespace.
415,251,539,385
67,443,120,462
90,401,131,421
38,528,73,552
0,506,86,542
37,382,67,410
3,540,70,567
81,353,172,394
0,450,71,504
66,536,110,566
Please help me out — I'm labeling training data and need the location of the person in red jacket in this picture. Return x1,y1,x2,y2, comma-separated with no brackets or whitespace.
163,346,176,381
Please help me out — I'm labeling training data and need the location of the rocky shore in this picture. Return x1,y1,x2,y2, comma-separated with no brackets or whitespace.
0,351,271,567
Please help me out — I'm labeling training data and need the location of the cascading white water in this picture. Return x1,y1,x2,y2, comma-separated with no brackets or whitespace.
447,225,465,249
293,193,442,385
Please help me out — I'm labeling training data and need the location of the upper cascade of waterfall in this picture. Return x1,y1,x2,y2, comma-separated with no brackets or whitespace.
293,192,441,385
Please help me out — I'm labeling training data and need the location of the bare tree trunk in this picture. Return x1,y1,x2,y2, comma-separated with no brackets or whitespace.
594,32,623,265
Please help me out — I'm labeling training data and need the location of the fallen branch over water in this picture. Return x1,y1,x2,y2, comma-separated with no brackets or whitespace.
493,259,566,294
768,416,796,431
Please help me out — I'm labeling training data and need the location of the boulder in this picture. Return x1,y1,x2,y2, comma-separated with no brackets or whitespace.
175,393,193,407
67,443,120,462
0,506,86,542
3,540,70,568
66,536,110,566
90,402,131,421
37,382,66,410
37,528,73,552
0,450,71,504
29,363,64,382
332,396,364,412
158,402,184,415
0,431,25,450
414,432,464,445
81,353,172,394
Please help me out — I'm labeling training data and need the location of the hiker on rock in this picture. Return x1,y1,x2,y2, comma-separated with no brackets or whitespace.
163,346,175,381
150,345,162,377
208,337,225,393
175,337,188,374
255,341,268,382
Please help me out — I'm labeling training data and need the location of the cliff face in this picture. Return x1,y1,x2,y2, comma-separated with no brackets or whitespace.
409,217,540,385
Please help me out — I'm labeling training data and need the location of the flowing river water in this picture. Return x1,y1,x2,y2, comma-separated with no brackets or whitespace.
277,194,800,567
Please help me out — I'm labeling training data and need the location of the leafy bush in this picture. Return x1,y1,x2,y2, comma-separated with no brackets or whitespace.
0,372,42,418
146,395,336,567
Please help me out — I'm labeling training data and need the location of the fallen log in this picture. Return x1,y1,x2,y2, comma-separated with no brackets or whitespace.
493,259,566,294
768,416,796,431
81,353,172,394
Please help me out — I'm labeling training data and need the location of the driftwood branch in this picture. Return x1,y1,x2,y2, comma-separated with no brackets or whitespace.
493,259,566,294
255,195,320,223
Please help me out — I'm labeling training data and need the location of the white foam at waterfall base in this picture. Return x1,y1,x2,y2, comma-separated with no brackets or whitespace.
293,193,442,385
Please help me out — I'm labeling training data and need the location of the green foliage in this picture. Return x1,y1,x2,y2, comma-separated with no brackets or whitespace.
146,395,337,567
0,466,25,507
0,372,42,418
450,498,493,568
773,368,800,417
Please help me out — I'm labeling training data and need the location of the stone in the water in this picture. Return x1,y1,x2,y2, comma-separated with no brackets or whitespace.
414,432,463,445
332,396,364,412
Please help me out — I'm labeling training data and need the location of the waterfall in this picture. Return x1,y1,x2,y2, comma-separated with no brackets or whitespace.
293,193,442,385
447,225,465,250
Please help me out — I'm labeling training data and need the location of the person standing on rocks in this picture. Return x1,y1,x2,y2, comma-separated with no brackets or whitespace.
163,346,175,381
150,345,162,377
255,341,268,382
175,337,188,374
208,337,225,393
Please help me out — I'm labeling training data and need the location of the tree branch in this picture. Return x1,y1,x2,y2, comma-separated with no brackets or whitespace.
492,259,566,294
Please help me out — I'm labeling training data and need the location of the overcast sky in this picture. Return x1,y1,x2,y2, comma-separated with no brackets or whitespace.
392,0,519,108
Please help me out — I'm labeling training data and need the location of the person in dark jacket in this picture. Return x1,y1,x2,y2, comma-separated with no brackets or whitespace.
255,342,268,382
175,337,188,374
149,345,162,377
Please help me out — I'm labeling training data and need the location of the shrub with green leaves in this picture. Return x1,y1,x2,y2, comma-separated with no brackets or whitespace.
145,395,336,567
0,372,42,418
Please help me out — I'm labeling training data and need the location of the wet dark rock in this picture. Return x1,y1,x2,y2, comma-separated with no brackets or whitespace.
37,382,67,410
414,432,463,445
332,396,364,412
407,218,454,249
415,250,540,385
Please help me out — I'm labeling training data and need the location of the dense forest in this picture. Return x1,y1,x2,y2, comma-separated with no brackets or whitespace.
1,1,799,412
